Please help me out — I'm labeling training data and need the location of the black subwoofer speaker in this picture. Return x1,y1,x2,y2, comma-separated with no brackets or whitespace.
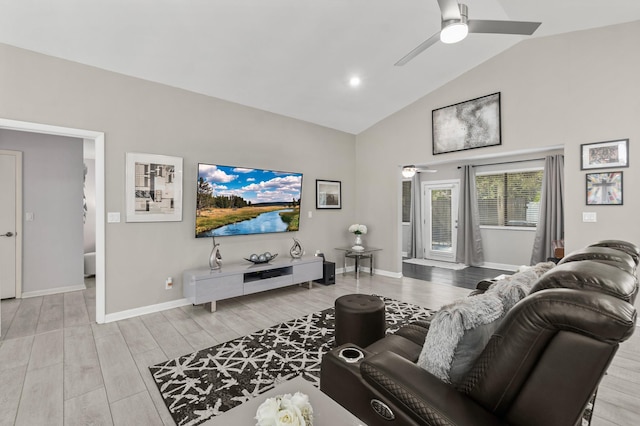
315,261,335,285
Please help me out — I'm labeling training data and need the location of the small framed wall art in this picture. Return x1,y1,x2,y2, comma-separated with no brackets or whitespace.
580,139,628,170
125,152,183,222
586,171,623,205
316,179,341,209
432,92,501,155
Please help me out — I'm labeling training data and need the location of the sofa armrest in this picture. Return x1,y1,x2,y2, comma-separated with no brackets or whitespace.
394,323,430,346
361,351,504,426
475,279,495,291
411,319,432,329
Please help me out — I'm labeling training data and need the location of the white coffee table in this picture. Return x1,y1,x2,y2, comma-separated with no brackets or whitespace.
202,376,366,425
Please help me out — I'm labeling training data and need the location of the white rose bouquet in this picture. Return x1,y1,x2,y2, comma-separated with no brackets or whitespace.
255,392,313,426
348,224,367,235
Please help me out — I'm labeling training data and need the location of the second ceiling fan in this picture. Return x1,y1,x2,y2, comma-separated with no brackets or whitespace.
395,0,542,66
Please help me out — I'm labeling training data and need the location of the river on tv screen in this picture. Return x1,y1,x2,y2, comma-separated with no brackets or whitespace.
196,164,302,237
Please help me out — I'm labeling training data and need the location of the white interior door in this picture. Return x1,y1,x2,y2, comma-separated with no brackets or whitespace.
423,181,459,261
1,151,21,300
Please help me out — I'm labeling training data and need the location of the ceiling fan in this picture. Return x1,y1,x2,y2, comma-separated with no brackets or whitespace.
402,165,438,178
395,0,542,66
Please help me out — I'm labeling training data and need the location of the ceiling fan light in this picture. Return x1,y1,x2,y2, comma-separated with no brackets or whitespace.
402,166,417,178
440,22,468,44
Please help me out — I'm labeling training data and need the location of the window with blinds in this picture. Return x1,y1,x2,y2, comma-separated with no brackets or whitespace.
402,180,412,223
476,170,543,227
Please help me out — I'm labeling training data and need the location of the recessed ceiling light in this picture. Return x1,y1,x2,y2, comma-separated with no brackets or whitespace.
349,76,361,88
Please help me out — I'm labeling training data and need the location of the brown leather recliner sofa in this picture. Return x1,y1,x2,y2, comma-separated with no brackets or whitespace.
320,240,639,426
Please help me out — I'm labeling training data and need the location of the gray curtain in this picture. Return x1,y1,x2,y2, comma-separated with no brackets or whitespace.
531,155,564,264
456,165,484,266
410,172,424,259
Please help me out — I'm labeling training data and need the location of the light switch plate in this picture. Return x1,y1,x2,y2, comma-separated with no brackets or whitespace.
582,212,597,222
107,212,121,223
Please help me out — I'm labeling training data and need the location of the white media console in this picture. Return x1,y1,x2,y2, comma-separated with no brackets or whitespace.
183,255,323,312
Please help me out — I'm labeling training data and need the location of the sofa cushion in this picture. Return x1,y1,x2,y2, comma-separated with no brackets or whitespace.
589,239,640,265
531,260,638,303
558,247,636,274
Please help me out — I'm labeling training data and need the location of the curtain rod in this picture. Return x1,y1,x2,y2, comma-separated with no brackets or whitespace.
457,157,546,169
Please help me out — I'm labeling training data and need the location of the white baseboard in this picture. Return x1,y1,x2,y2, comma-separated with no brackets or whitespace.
336,266,401,279
336,266,354,275
104,298,192,323
481,262,520,272
374,269,402,279
22,284,86,298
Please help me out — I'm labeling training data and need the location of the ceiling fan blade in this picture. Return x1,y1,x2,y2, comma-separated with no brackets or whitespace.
468,19,541,36
437,0,462,21
394,31,441,66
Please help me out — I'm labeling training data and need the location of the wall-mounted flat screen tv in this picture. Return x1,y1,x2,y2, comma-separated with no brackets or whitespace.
196,164,302,237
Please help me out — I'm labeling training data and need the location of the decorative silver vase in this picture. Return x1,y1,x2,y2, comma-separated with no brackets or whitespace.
290,238,303,259
209,240,222,270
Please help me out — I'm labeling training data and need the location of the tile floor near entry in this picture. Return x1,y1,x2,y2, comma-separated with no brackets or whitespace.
0,273,638,425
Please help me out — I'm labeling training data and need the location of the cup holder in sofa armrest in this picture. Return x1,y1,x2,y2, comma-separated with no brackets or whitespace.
339,347,365,363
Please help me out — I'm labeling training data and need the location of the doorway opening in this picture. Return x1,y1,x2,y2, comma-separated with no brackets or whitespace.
0,118,106,323
0,150,22,300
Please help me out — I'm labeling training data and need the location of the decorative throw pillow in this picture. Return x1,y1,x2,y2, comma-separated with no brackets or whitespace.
485,261,555,311
416,292,504,384
416,262,555,385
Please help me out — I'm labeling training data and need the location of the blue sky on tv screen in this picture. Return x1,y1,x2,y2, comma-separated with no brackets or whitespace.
198,164,302,204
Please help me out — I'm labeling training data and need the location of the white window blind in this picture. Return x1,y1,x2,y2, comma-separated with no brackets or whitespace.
430,188,452,249
476,170,543,227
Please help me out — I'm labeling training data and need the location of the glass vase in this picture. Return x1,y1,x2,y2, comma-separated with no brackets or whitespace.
353,234,364,250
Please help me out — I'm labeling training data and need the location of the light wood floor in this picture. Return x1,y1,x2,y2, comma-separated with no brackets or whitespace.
0,273,638,425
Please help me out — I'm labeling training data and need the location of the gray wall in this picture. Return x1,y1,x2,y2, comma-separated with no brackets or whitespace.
356,21,640,273
0,130,84,293
0,42,356,314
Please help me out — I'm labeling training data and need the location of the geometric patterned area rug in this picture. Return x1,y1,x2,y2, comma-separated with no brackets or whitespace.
149,296,433,426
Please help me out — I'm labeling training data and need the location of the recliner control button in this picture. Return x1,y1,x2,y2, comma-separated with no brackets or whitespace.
371,399,395,420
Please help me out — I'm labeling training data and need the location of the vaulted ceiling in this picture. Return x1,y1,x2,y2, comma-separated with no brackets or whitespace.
2,1,640,134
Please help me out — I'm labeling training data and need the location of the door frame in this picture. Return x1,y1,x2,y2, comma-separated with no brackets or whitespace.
0,150,23,299
0,118,106,324
421,179,460,261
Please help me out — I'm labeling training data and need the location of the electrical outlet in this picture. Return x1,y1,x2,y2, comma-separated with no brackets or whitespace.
165,277,173,290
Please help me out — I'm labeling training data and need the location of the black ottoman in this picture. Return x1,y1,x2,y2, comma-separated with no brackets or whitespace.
334,294,386,347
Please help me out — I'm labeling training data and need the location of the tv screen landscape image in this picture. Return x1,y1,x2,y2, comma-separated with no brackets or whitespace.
196,164,303,237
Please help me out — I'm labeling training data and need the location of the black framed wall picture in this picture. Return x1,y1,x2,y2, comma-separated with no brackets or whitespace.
432,92,501,155
316,179,341,209
581,139,629,170
586,171,623,205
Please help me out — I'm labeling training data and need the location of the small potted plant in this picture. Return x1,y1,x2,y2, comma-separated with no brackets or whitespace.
348,224,367,251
